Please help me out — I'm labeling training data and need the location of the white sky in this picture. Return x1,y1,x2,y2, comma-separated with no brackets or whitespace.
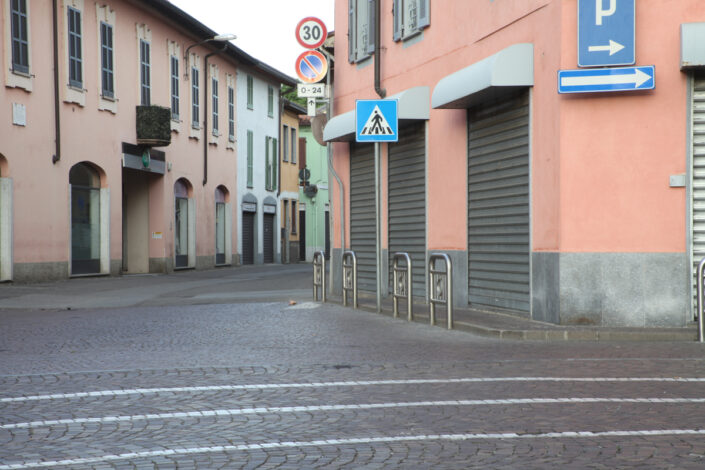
169,0,335,79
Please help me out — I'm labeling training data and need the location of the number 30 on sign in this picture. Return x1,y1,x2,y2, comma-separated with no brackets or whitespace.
295,17,327,49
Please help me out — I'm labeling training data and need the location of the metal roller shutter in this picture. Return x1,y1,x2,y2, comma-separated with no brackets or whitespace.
388,123,426,297
242,211,255,265
468,93,530,313
691,76,705,316
263,213,275,264
350,143,376,291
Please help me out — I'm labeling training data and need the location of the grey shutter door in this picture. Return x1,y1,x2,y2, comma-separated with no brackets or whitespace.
691,76,705,316
350,143,376,291
468,93,530,313
242,211,255,265
263,213,275,263
388,123,426,297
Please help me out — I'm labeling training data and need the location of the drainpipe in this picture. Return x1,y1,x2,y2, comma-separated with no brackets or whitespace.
52,0,61,164
203,44,228,186
374,0,386,98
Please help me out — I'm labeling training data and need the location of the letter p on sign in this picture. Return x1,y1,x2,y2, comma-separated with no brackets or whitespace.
596,0,616,25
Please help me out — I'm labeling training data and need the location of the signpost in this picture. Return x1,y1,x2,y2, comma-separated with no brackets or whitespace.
355,99,399,312
578,0,635,67
558,66,655,94
295,50,328,84
295,16,327,50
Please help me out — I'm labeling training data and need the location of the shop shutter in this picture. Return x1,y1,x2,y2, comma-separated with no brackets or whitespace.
350,143,376,291
263,213,275,263
242,211,255,265
691,76,705,316
468,93,530,313
388,123,426,297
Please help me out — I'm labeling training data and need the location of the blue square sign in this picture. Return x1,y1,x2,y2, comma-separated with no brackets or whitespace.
356,100,398,143
578,0,635,67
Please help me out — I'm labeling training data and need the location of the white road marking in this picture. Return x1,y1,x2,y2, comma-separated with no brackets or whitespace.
1,429,704,469
3,376,704,403
3,397,705,430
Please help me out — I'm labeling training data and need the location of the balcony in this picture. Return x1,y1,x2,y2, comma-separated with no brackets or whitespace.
136,105,171,147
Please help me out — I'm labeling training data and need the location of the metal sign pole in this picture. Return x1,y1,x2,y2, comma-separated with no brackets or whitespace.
374,142,382,313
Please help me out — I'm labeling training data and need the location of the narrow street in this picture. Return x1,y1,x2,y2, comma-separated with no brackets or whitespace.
1,264,704,469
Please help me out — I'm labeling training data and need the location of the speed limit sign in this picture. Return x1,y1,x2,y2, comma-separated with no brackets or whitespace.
295,17,327,49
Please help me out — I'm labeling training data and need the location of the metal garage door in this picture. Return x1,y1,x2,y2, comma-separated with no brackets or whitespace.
241,211,255,265
388,123,426,297
691,75,705,316
350,142,376,291
263,213,275,264
468,93,530,313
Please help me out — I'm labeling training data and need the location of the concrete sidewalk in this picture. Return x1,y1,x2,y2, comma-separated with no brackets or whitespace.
0,264,699,341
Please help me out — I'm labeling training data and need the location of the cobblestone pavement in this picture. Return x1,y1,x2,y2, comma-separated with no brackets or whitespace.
1,266,705,468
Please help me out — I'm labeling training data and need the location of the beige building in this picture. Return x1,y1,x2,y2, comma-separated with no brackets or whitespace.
279,99,305,263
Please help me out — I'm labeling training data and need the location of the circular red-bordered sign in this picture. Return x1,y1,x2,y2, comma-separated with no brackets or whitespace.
295,17,327,49
295,50,328,84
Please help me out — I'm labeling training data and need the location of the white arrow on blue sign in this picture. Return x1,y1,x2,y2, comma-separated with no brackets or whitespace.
558,66,655,94
578,0,635,67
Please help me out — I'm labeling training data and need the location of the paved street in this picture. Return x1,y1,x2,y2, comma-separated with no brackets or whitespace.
1,264,705,469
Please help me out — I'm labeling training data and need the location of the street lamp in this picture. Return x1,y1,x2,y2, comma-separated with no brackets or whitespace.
184,33,236,75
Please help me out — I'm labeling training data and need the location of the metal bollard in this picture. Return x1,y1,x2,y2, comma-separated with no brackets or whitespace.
697,258,705,342
428,253,453,329
313,251,326,302
342,250,358,308
392,252,413,320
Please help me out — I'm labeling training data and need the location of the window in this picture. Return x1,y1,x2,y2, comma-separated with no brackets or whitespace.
247,75,254,109
212,76,219,136
291,200,297,234
268,86,274,117
100,22,114,98
67,6,82,88
282,125,289,162
140,39,150,105
70,163,101,275
191,66,199,128
291,128,297,164
347,0,374,63
265,136,278,191
247,130,254,188
170,56,179,119
228,86,235,141
393,0,430,41
10,0,29,74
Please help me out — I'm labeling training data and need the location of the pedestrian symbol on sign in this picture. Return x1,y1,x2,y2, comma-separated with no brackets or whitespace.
361,106,393,136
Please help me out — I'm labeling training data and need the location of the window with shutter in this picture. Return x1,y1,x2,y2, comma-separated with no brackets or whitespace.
10,0,29,74
393,0,430,42
348,0,373,63
247,130,254,188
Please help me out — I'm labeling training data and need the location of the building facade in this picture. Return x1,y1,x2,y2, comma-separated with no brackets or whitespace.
279,100,305,263
298,115,330,262
1,0,293,281
324,0,705,327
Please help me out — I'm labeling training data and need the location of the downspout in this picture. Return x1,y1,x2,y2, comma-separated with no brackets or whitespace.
203,44,227,186
374,0,386,98
52,0,61,164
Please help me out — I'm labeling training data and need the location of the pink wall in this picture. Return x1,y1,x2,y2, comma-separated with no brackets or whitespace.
332,0,696,255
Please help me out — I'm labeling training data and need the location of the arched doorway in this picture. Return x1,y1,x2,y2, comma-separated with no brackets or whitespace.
0,154,12,281
215,186,231,265
70,163,103,275
174,178,194,269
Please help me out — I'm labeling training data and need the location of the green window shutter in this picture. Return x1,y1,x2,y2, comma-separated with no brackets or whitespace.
272,138,278,191
247,130,253,188
247,75,253,109
265,136,271,190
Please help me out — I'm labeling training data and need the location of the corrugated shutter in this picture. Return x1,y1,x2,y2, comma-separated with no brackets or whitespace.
468,93,530,313
691,76,705,316
388,123,426,297
263,213,275,263
242,211,255,265
350,143,376,291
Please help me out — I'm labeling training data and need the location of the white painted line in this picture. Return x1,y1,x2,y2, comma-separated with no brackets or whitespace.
3,397,705,430
3,376,705,403
1,429,705,469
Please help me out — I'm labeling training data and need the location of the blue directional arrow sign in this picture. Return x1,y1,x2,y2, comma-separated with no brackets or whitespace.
558,66,654,94
356,99,398,143
578,0,635,67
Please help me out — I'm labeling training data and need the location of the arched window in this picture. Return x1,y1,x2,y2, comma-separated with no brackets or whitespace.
70,163,101,274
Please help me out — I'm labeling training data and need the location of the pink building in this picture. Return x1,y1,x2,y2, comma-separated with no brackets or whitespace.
1,0,293,281
324,0,705,327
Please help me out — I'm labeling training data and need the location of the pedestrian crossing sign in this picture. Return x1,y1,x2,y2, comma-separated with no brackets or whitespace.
356,99,398,142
